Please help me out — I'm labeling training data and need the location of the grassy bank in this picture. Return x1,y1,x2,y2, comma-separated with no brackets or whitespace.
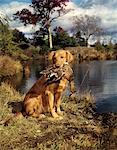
0,55,23,78
0,83,117,150
66,46,116,61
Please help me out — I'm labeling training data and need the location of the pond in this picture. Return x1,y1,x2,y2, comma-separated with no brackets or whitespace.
73,60,117,113
3,60,117,113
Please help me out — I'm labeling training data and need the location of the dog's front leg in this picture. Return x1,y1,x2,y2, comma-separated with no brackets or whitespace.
45,91,59,118
55,92,63,116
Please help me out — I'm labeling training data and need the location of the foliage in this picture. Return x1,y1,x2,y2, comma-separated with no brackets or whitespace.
39,45,52,54
12,29,28,44
14,0,69,26
75,31,86,46
95,41,105,51
53,26,77,48
32,30,48,47
0,23,30,60
0,24,14,51
104,41,114,51
14,0,70,48
0,24,20,53
95,41,116,52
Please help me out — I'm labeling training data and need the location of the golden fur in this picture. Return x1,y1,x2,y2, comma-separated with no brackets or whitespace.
23,50,75,119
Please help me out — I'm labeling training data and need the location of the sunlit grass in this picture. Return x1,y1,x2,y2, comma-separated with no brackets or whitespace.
0,83,117,150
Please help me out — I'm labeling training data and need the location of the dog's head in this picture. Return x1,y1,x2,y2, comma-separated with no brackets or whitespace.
48,50,73,67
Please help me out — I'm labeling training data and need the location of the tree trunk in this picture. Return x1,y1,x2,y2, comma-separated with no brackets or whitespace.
85,38,89,47
48,25,53,49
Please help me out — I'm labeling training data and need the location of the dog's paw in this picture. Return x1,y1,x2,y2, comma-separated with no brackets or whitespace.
40,114,46,118
57,111,63,116
57,116,63,120
52,112,59,118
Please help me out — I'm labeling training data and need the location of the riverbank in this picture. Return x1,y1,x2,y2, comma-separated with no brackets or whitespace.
1,46,117,78
0,82,117,149
0,55,23,78
66,46,117,62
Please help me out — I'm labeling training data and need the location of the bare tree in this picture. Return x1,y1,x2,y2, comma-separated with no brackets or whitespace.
73,15,103,47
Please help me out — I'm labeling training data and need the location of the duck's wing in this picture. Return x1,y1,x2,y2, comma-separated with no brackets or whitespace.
40,66,64,84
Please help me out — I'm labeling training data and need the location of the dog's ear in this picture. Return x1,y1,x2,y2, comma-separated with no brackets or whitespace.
66,51,73,63
48,51,55,61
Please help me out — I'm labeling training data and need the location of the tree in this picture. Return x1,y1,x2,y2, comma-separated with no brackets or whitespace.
14,0,69,49
12,29,28,43
53,26,77,48
0,12,17,52
74,31,86,46
32,30,47,47
0,24,13,51
73,15,103,47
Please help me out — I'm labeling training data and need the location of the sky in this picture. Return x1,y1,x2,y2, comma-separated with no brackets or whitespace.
0,0,117,43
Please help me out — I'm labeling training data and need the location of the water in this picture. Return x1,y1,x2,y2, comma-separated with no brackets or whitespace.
73,60,117,113
4,60,117,113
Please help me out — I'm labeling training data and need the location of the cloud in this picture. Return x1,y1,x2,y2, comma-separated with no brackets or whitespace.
0,0,117,40
80,0,117,9
55,1,117,43
78,0,117,37
0,1,35,35
54,1,117,38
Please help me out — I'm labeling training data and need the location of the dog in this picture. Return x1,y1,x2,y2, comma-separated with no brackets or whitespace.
0,50,76,125
23,50,76,119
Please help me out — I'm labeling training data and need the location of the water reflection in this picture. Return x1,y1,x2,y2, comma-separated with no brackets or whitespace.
74,60,117,113
19,60,47,93
89,61,117,99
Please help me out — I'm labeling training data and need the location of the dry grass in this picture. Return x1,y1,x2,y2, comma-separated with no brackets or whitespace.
0,82,22,120
0,83,117,150
65,46,115,61
0,55,23,77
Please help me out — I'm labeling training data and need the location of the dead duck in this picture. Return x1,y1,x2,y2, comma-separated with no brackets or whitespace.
40,63,70,84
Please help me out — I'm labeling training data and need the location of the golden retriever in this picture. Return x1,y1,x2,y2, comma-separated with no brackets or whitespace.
23,50,75,119
0,50,75,126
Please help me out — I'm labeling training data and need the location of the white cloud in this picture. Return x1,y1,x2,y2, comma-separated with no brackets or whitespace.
0,1,117,39
0,1,35,34
0,1,30,18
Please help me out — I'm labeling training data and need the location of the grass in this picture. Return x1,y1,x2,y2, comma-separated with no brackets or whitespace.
0,55,23,77
0,83,117,150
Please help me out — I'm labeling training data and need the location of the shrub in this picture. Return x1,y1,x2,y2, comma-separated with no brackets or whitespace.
8,50,30,60
39,45,52,54
0,56,23,77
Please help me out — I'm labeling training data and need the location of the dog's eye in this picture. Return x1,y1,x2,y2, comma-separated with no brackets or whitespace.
61,56,64,58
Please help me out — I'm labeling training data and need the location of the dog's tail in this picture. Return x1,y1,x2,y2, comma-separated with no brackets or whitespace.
0,112,23,126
